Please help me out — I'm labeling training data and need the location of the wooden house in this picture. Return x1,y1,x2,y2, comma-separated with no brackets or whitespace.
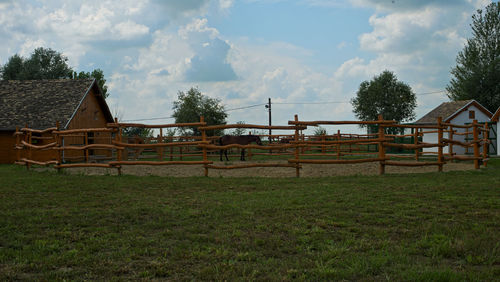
0,79,114,164
414,100,492,155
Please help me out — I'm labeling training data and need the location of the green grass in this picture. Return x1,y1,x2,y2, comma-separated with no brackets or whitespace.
1,160,499,280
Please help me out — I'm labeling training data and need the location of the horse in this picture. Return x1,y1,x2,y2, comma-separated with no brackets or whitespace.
219,134,262,161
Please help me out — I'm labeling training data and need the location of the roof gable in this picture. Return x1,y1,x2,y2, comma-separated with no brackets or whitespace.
491,107,500,123
415,100,492,124
0,79,113,130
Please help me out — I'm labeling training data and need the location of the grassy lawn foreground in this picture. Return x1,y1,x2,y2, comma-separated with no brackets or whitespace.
0,161,499,280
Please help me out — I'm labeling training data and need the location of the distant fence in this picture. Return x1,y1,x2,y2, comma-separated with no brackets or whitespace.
15,115,490,177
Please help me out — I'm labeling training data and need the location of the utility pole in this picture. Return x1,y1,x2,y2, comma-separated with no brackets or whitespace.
266,98,272,143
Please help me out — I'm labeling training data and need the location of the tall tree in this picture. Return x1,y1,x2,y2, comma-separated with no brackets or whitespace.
172,87,227,136
1,47,110,98
74,69,109,98
351,70,416,134
20,47,73,79
447,2,500,112
0,54,24,80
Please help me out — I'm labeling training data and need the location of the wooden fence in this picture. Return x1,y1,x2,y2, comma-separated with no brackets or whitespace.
14,115,489,177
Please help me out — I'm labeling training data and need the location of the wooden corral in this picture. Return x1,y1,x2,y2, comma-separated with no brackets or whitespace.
15,115,489,177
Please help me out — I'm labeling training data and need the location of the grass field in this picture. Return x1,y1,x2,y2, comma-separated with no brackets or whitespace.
1,160,499,280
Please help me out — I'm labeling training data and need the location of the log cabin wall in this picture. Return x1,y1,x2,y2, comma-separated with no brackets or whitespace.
0,131,17,164
64,86,112,162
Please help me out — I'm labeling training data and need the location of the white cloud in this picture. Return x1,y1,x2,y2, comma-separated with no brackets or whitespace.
112,21,150,40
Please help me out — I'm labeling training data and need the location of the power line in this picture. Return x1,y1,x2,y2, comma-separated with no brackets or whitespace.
416,90,447,96
226,103,267,112
274,101,349,105
120,90,448,121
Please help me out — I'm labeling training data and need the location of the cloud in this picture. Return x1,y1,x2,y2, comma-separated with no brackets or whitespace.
185,38,237,82
111,20,149,40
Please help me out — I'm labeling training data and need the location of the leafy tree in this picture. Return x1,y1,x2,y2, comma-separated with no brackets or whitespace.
351,70,416,134
74,69,109,98
0,54,24,80
313,126,327,136
231,121,247,136
122,127,154,139
1,47,110,98
172,87,227,136
447,2,500,113
1,47,73,80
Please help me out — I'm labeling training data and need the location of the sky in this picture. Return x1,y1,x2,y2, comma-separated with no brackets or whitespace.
0,0,496,134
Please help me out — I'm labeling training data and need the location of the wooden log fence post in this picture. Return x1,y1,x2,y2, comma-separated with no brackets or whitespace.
56,121,62,173
337,129,341,160
201,116,208,177
414,127,419,161
26,123,31,170
84,132,89,163
115,118,122,175
159,128,163,161
377,115,385,175
294,114,300,177
473,119,480,169
437,117,443,172
483,122,489,167
170,136,174,161
321,134,325,154
15,126,20,163
449,126,454,162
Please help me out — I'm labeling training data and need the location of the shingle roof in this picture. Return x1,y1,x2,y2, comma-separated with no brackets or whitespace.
414,100,475,124
0,79,111,130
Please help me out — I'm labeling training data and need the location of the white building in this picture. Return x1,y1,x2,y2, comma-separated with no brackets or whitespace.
414,100,492,155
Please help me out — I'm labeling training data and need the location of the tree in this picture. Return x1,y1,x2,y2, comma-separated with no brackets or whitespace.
1,47,73,80
74,69,109,98
122,127,153,139
172,87,227,136
1,47,110,98
231,121,247,136
313,126,327,136
351,70,416,134
447,2,500,113
1,54,24,80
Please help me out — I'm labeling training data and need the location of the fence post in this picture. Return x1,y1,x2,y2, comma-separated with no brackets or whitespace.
56,122,61,173
378,115,385,175
170,136,174,161
201,116,208,177
337,129,341,159
473,119,480,169
114,118,122,175
294,114,300,178
483,122,489,167
159,128,163,161
15,126,20,163
85,132,89,163
449,126,454,162
26,123,31,170
437,117,443,172
414,127,419,161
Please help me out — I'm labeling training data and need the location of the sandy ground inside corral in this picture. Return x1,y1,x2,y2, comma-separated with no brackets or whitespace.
59,160,474,177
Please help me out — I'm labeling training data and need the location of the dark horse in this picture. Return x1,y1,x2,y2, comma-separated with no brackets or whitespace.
219,135,262,161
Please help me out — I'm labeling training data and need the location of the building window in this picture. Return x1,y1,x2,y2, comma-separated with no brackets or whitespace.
469,110,475,119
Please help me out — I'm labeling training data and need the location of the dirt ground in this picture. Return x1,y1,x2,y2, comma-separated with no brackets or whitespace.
60,160,475,178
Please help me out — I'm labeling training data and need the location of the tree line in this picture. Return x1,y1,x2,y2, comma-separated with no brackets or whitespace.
0,47,109,98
